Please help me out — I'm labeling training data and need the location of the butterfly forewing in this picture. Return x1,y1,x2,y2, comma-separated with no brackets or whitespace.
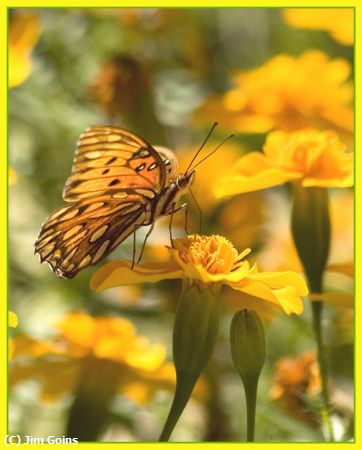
63,126,168,202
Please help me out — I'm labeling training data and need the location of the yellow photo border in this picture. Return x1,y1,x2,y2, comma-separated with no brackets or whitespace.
1,1,359,448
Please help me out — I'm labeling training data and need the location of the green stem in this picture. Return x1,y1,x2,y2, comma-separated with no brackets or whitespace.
291,182,334,442
66,358,120,441
245,378,258,442
159,375,196,441
230,310,265,442
311,300,335,442
291,184,334,441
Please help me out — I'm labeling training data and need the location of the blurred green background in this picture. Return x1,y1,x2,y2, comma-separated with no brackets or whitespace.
9,8,354,442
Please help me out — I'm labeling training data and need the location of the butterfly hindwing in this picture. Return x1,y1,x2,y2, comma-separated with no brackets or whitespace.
35,193,147,278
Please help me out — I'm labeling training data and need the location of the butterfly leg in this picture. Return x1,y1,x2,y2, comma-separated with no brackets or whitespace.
169,202,176,248
184,204,189,235
168,202,188,247
131,230,137,270
137,223,155,264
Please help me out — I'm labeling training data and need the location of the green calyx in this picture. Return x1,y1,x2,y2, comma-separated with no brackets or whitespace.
291,183,330,292
159,282,221,441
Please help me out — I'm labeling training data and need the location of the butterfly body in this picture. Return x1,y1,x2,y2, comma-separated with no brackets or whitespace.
35,126,194,279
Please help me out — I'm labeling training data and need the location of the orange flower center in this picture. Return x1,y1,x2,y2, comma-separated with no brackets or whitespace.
173,235,240,275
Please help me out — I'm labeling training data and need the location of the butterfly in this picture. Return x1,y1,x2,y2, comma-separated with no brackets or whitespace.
34,126,198,279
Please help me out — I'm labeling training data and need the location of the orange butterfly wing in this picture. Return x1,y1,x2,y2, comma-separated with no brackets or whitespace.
35,193,147,278
63,126,171,202
35,126,179,278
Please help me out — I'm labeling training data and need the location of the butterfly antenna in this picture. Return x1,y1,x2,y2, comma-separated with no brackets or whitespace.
189,133,234,172
185,122,218,175
189,187,203,234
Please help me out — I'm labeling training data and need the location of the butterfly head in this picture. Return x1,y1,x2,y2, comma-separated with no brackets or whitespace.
177,170,195,191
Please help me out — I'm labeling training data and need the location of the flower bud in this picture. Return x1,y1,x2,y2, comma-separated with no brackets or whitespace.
230,309,265,441
230,309,265,384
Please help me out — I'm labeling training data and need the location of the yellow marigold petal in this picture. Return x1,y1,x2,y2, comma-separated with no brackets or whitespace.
232,281,304,315
327,262,354,278
124,338,166,371
302,175,354,188
57,312,97,350
9,12,40,88
310,292,354,308
215,167,299,197
246,271,309,296
283,8,354,46
122,382,152,405
90,260,183,292
9,340,15,361
120,362,178,405
177,260,251,284
271,286,305,315
10,335,59,359
9,311,18,328
9,54,32,88
223,288,280,322
229,270,307,315
214,150,303,198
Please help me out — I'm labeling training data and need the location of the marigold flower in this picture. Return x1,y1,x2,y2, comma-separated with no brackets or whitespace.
215,129,353,198
91,234,307,315
9,312,179,404
283,8,354,46
9,12,40,88
196,51,353,136
270,351,321,426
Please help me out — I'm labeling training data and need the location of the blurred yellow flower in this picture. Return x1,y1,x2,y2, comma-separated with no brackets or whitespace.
197,51,353,136
9,11,40,88
178,142,243,213
283,8,354,46
8,311,18,360
270,351,321,427
9,167,18,185
57,312,166,370
9,311,18,328
216,193,265,250
91,234,307,315
10,312,178,404
215,129,353,198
